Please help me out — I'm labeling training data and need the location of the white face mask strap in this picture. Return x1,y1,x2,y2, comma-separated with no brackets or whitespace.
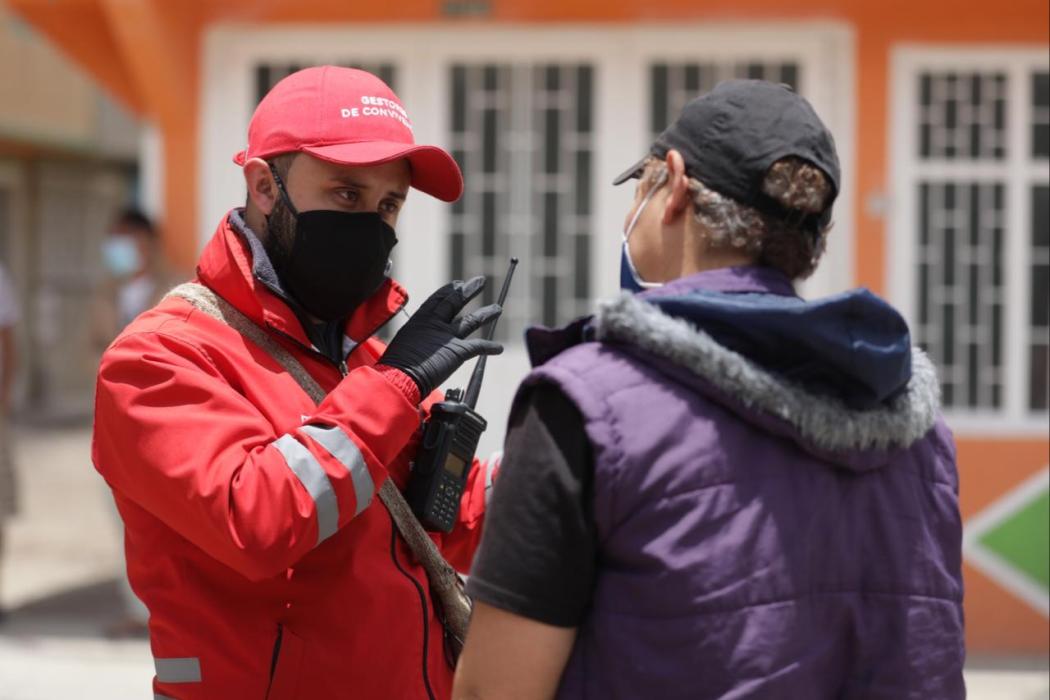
622,168,668,289
624,168,668,242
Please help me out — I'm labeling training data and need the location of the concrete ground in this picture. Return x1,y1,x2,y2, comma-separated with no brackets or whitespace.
0,425,1047,699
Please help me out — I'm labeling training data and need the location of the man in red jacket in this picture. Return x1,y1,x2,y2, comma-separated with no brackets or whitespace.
93,66,502,700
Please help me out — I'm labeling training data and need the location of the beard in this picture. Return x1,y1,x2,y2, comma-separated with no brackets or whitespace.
262,194,298,279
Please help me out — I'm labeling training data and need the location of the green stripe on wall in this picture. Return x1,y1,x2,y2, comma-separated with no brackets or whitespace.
978,489,1050,591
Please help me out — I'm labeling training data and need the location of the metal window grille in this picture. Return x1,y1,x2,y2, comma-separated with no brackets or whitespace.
914,71,1010,411
909,66,1050,417
1030,71,1050,411
1030,183,1049,410
448,63,594,340
919,72,1008,160
649,61,799,139
917,181,1006,408
1031,71,1049,159
254,62,397,105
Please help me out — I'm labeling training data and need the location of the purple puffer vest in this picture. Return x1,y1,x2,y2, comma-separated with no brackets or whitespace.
520,270,965,699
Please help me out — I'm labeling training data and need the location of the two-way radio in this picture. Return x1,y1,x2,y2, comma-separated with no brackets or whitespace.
406,258,519,532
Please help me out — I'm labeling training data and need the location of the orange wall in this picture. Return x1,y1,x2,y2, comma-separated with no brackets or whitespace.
957,439,1050,652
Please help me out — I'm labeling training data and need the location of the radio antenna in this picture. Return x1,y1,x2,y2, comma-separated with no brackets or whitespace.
463,257,518,409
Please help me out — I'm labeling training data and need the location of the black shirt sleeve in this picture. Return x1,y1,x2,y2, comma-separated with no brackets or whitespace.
465,382,596,628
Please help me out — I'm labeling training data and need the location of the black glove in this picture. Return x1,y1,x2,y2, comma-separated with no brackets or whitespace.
379,276,503,398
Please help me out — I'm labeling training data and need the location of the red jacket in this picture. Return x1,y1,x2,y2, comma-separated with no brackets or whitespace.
92,212,492,700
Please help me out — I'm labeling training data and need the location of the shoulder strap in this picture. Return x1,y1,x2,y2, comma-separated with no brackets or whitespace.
169,282,327,402
166,283,471,648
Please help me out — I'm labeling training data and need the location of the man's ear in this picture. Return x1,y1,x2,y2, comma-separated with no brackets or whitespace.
244,158,278,216
661,150,691,226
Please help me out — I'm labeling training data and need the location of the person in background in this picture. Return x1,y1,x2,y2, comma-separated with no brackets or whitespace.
0,260,19,623
93,209,173,343
454,80,964,699
92,208,174,638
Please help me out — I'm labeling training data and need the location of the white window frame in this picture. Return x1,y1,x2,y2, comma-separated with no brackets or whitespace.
199,23,855,455
890,46,1050,436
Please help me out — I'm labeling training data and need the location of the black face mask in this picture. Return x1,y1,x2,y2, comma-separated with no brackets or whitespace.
266,165,398,322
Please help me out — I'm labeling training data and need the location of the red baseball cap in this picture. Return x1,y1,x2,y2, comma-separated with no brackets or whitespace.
233,66,463,202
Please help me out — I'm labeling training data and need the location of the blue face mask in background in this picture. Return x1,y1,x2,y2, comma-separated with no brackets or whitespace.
102,235,142,278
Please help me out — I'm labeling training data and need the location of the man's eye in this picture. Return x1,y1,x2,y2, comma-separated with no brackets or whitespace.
337,190,359,204
381,201,401,214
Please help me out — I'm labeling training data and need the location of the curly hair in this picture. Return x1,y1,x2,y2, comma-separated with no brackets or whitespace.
642,156,834,279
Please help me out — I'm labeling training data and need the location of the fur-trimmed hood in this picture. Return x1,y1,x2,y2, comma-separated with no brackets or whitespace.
527,266,941,471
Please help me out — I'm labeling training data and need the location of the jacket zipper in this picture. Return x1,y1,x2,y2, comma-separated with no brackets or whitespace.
266,298,422,691
267,294,406,381
388,510,437,700
266,624,284,698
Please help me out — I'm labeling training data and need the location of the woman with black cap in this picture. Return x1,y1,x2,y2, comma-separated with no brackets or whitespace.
454,80,964,700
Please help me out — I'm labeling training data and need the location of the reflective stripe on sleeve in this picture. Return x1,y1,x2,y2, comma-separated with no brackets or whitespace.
154,657,201,683
156,695,177,700
301,424,374,516
274,434,339,544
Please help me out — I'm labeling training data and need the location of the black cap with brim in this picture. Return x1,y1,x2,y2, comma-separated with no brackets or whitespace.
612,80,840,228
